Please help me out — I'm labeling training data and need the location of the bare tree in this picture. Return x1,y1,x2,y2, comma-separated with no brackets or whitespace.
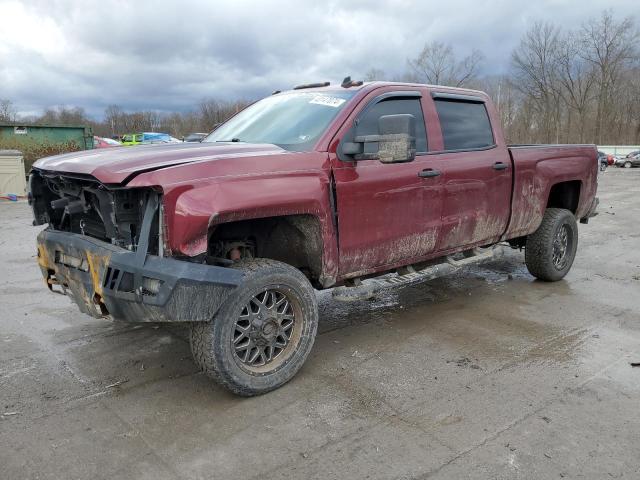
511,22,563,142
408,41,484,87
199,99,222,128
0,99,17,123
580,11,639,143
627,67,640,143
200,98,250,131
142,111,162,131
477,75,520,140
104,105,124,136
556,32,597,143
36,106,89,125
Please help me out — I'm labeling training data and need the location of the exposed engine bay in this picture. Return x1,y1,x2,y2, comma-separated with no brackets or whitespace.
29,169,161,255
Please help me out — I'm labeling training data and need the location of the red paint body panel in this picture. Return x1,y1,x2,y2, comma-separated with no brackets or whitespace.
431,147,512,252
504,145,598,239
129,151,335,273
32,82,598,286
332,157,444,275
328,85,443,275
33,142,287,184
93,136,121,148
328,84,513,276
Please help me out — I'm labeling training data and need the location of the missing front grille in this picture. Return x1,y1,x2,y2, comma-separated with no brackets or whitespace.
118,272,134,293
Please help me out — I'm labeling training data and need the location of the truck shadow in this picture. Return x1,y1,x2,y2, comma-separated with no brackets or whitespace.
316,250,548,334
58,250,574,401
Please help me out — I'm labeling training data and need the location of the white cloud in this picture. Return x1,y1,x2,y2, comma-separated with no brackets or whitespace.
0,0,637,118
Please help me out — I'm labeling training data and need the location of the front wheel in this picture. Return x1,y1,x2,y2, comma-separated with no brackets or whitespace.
190,259,318,396
525,208,578,282
624,161,632,168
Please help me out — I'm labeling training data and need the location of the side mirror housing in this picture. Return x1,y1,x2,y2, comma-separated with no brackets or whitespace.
340,114,416,163
374,114,416,163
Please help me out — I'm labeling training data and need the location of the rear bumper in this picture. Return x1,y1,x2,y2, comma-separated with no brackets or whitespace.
36,229,242,322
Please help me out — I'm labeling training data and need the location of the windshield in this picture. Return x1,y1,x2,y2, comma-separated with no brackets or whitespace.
203,91,355,151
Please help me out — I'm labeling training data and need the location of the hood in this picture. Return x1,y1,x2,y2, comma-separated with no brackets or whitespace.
32,142,287,184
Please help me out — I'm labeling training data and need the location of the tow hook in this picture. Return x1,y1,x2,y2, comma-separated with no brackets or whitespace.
45,271,66,295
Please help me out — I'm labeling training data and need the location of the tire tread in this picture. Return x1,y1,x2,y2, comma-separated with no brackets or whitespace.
525,208,578,282
190,258,318,396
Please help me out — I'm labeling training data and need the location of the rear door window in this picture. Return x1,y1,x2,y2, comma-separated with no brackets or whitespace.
434,99,494,151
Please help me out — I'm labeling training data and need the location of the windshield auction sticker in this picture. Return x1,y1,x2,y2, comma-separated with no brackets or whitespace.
309,95,347,107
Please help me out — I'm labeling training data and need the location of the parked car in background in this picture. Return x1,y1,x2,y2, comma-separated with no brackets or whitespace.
183,133,208,143
597,151,611,171
142,133,181,144
121,132,181,146
615,151,640,168
94,136,122,148
121,133,143,146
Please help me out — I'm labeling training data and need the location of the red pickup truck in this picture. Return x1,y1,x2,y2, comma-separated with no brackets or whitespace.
29,81,599,395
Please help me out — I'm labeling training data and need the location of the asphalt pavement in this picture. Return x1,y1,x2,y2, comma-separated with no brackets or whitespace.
1,168,639,479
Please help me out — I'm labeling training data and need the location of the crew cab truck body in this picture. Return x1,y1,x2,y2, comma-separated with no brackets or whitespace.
29,82,599,395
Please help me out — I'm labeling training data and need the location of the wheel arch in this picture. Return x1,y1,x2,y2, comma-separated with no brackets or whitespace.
546,180,582,214
208,214,326,287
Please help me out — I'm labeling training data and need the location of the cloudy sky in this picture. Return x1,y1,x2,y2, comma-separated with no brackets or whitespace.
0,0,637,119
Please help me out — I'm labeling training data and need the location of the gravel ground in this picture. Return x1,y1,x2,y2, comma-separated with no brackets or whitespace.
1,168,639,480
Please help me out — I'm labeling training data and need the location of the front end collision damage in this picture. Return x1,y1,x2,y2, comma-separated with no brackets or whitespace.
37,228,242,322
30,150,338,322
33,177,244,322
144,164,339,287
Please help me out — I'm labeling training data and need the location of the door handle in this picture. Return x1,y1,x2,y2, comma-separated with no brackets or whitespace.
493,162,508,171
418,169,441,178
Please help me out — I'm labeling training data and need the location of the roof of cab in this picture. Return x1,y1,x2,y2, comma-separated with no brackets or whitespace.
277,81,488,99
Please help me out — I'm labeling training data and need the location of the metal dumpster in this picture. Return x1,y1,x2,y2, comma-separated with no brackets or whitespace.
0,150,27,196
0,124,94,172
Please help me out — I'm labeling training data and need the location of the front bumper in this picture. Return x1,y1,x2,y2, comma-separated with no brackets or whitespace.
36,229,243,322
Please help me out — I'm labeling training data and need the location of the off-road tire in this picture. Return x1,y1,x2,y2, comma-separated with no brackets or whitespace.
525,208,578,282
190,259,318,396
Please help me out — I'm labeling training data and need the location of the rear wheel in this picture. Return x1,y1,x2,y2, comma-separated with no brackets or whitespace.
190,259,318,396
525,208,578,282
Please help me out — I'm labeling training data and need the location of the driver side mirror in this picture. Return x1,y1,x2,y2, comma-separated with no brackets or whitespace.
341,114,416,164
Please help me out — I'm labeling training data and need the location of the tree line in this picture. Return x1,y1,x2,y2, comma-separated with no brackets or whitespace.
367,11,640,145
0,98,251,140
1,10,638,145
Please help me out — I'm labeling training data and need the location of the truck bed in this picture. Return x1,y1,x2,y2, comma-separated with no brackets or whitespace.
504,144,598,239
